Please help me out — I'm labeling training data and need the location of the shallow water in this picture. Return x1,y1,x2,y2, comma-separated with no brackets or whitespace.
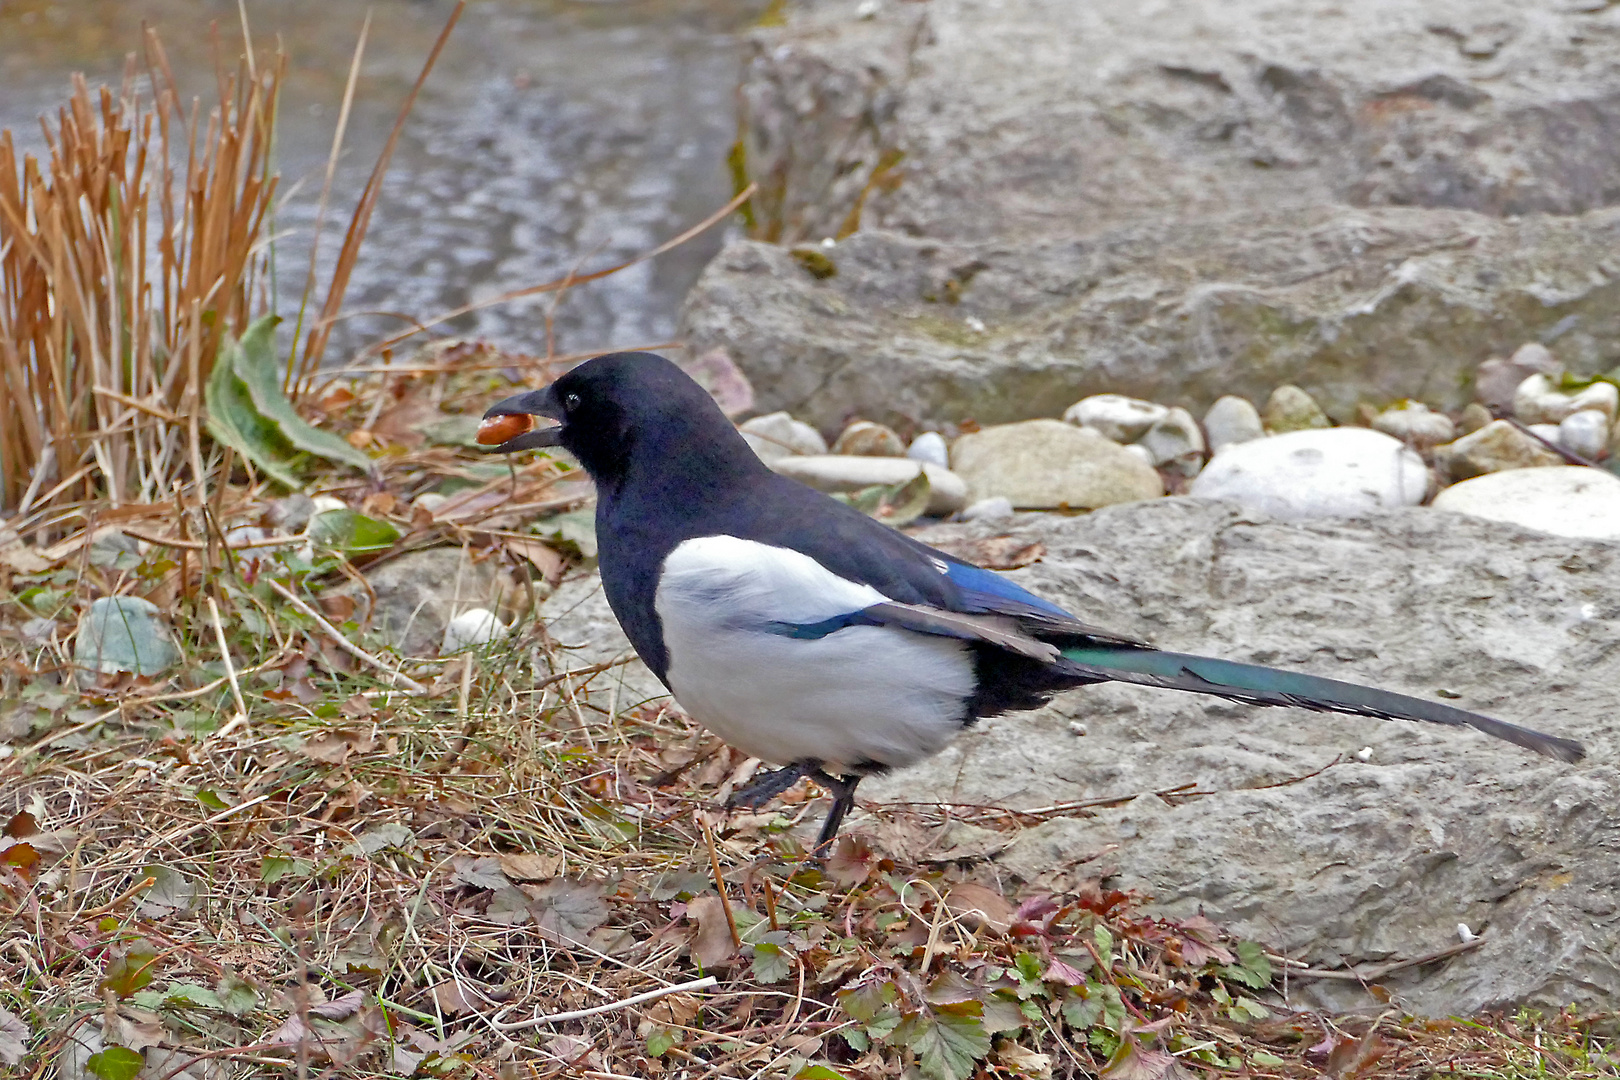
0,0,765,361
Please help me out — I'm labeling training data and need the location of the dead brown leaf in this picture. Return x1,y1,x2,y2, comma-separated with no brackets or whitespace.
499,852,564,881
945,882,1018,936
523,878,610,946
685,892,739,968
297,728,376,766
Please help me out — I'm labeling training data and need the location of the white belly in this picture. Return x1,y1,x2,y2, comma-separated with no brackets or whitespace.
653,536,976,773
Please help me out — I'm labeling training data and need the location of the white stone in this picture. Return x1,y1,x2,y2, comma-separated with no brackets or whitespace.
768,455,967,514
832,419,906,457
906,431,949,468
413,492,450,514
1123,443,1155,466
1371,401,1456,447
1432,466,1620,539
739,411,829,459
1062,393,1168,443
1560,409,1611,460
1528,423,1563,446
961,496,1014,522
442,607,510,652
1140,406,1205,475
1203,395,1264,453
1189,428,1429,521
1514,374,1620,425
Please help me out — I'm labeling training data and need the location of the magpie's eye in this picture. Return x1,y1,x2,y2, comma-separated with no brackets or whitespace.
564,392,582,411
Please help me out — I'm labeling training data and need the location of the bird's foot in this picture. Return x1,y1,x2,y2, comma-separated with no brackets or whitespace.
727,761,813,810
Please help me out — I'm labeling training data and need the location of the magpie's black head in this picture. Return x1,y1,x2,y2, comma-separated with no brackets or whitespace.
482,351,759,489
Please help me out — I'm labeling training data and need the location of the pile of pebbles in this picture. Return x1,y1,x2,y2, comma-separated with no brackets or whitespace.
737,342,1620,540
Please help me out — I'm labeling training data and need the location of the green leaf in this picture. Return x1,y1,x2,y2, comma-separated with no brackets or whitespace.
194,789,230,812
163,983,222,1010
893,1004,992,1080
1094,923,1115,965
100,939,161,998
1236,940,1273,985
1252,1050,1285,1066
308,509,402,558
230,315,375,476
793,1067,852,1080
85,1046,145,1080
838,1028,870,1053
136,864,195,916
205,318,303,489
839,980,898,1023
751,938,795,984
217,972,259,1017
646,1028,679,1058
261,855,313,883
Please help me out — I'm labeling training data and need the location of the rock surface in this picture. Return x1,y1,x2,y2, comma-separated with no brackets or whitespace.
1262,385,1331,434
949,419,1163,509
1189,428,1428,520
1432,466,1620,540
538,499,1620,1015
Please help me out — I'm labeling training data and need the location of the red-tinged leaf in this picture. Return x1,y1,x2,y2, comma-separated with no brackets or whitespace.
826,834,877,888
1325,1031,1390,1078
924,970,979,1005
309,989,365,1020
3,811,36,838
1101,1040,1190,1080
1045,956,1091,986
838,979,898,1023
1,841,39,873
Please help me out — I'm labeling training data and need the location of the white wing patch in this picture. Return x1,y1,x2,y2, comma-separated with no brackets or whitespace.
654,536,977,773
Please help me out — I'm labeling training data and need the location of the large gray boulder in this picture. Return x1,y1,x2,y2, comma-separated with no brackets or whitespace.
537,499,1619,1014
880,501,1619,1016
682,212,1620,431
685,0,1620,430
736,0,1620,244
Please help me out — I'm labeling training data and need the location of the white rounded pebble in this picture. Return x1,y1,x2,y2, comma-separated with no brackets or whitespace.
1204,395,1264,452
1527,423,1563,446
1458,923,1478,944
961,496,1014,522
1432,466,1620,539
1063,393,1168,443
906,431,950,468
442,608,510,652
1123,443,1155,466
1190,428,1429,521
1558,409,1610,460
1140,406,1206,475
740,411,829,459
1515,374,1620,425
1371,401,1455,447
1355,746,1373,762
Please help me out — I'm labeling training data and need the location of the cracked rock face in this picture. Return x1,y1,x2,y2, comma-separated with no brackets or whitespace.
685,0,1620,432
881,501,1620,1016
540,499,1620,1014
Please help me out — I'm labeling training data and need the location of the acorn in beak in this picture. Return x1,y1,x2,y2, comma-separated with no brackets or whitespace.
477,386,563,453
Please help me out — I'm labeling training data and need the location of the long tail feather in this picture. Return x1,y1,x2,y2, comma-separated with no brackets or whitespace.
1059,646,1586,763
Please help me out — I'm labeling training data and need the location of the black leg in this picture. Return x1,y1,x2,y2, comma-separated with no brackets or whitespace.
810,770,861,855
728,761,811,810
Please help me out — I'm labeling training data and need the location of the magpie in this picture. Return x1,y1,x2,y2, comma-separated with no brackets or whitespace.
483,352,1586,851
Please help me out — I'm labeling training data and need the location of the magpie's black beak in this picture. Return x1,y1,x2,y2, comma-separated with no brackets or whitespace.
480,386,563,453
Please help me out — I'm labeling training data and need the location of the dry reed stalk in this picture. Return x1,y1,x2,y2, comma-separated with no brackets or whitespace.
0,33,283,522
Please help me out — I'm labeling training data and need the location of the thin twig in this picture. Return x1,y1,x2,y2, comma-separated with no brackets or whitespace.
1283,937,1484,981
490,976,718,1032
205,595,249,725
264,578,428,694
